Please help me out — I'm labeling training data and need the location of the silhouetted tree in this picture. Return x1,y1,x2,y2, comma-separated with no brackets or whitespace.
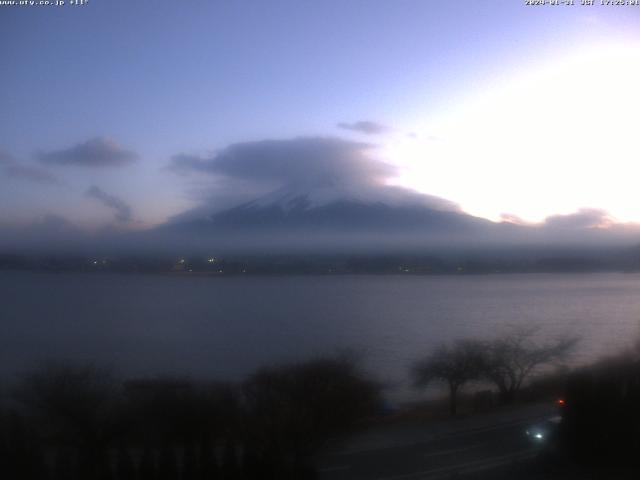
52,446,76,480
412,340,486,415
139,445,157,480
221,439,241,479
14,363,117,445
198,434,219,480
158,442,179,480
182,440,198,480
121,377,238,447
242,356,381,477
12,363,117,479
562,352,640,468
115,443,135,480
1,357,379,480
483,327,578,404
2,412,48,480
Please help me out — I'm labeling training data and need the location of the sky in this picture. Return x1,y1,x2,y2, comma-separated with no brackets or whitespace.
1,0,640,237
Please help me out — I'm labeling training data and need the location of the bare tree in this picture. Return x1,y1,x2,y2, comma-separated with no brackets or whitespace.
412,340,485,416
14,362,116,443
242,356,381,476
483,327,578,404
13,362,117,479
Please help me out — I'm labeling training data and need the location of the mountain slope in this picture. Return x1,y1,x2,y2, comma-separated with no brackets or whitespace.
163,188,492,235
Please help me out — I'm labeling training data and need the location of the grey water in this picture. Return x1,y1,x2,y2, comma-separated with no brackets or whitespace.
2,271,639,402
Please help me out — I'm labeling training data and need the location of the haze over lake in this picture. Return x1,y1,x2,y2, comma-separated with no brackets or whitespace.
0,272,640,402
2,271,639,401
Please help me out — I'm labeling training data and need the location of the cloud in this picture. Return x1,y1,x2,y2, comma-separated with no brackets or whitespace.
167,136,461,222
542,208,615,230
0,149,61,184
337,121,390,135
499,213,531,225
85,186,133,223
38,137,137,168
169,137,395,188
501,209,618,230
4,164,60,184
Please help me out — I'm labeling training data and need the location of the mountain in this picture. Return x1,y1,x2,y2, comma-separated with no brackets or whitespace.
161,186,493,238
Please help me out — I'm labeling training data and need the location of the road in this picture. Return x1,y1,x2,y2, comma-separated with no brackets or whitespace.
317,403,557,480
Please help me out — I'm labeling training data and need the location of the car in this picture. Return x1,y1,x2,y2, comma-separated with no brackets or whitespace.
525,415,562,444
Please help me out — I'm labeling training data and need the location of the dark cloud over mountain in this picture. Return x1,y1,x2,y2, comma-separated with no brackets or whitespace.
38,138,137,168
168,136,461,221
170,137,393,188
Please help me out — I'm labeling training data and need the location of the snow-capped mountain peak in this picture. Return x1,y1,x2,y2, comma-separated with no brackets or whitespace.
239,183,460,214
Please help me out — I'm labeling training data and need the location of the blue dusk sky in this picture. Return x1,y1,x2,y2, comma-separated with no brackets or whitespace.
1,0,640,232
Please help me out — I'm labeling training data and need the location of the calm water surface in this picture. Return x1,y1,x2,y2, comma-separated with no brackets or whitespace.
2,271,640,401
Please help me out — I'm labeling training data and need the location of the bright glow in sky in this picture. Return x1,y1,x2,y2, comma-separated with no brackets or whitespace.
388,43,640,222
2,0,640,231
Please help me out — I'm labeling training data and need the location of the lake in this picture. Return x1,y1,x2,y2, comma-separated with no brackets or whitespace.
1,271,639,402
